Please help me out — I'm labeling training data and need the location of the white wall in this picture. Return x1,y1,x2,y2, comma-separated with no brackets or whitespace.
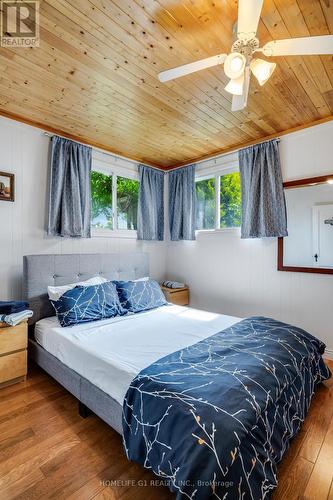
0,116,166,301
166,121,333,354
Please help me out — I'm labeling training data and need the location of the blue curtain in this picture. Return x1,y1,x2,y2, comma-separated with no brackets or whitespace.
239,139,288,239
137,165,164,241
169,165,196,241
47,136,92,238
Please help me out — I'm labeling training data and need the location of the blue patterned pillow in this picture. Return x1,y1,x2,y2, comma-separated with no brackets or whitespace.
114,279,167,313
51,281,127,327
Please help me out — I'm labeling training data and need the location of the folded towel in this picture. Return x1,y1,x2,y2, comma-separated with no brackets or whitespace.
162,281,186,289
0,301,29,315
0,310,33,327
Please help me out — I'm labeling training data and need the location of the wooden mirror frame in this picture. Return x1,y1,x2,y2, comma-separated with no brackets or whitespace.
278,174,333,275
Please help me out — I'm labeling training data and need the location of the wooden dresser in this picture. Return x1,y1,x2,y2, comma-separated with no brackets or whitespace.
0,321,28,388
160,285,189,306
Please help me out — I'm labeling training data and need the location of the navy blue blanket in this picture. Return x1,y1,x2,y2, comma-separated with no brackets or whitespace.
122,317,330,499
0,300,29,315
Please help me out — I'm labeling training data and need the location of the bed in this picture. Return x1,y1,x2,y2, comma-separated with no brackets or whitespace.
25,252,239,434
24,253,331,499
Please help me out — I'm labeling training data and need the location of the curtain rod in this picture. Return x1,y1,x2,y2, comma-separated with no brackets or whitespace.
43,131,280,173
167,137,281,172
42,132,165,172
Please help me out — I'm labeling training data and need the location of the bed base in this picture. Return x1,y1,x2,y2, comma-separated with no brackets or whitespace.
29,339,123,435
78,401,92,418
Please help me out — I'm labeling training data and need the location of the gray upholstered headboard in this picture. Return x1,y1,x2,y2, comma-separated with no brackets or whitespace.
23,253,149,325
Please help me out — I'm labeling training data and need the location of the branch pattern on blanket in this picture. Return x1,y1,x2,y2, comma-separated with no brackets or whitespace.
122,317,331,500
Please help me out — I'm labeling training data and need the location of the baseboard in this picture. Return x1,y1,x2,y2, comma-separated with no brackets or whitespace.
324,349,333,361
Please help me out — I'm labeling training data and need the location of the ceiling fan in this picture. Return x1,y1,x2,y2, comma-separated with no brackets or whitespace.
158,0,333,112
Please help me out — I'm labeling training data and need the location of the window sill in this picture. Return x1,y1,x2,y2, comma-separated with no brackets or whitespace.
196,227,240,236
92,229,137,239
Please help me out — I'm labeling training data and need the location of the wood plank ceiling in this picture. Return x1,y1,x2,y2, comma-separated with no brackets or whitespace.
0,0,332,168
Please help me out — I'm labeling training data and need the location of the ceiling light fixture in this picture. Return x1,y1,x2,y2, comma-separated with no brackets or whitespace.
250,58,276,86
225,74,245,95
158,0,333,112
224,52,246,79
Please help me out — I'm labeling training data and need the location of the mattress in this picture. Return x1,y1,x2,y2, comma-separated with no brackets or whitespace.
35,305,240,405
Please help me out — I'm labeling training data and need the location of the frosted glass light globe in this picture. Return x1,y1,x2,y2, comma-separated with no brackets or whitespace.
225,74,245,95
224,52,246,79
250,58,276,86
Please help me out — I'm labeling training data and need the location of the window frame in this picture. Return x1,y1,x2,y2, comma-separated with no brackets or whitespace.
91,158,139,239
195,162,241,234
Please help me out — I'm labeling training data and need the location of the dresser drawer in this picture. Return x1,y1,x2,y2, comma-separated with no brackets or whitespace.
0,350,27,384
0,322,28,355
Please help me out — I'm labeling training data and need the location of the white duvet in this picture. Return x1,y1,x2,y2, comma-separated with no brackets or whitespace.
35,305,241,405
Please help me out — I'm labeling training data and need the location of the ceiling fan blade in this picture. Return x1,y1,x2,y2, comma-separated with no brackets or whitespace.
262,35,333,57
231,67,250,111
237,0,263,42
158,54,227,82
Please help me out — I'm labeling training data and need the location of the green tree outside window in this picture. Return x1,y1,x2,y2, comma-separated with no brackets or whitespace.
220,172,241,228
91,171,139,230
117,176,139,230
195,172,241,230
195,178,215,230
91,171,113,229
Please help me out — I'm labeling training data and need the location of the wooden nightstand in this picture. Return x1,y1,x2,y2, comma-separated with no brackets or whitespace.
0,321,28,388
161,285,189,306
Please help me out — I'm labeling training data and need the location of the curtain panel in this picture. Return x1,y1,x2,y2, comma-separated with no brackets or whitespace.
47,136,92,238
239,140,288,239
168,164,196,241
137,165,164,241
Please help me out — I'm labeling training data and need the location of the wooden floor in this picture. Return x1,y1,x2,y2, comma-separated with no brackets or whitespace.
0,361,332,500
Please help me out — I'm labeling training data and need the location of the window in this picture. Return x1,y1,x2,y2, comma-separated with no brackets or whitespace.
91,171,113,229
196,178,215,230
195,170,241,231
117,176,139,230
91,168,139,232
220,172,241,229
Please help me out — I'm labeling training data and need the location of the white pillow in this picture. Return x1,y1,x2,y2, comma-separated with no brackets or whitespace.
133,277,149,282
48,276,108,301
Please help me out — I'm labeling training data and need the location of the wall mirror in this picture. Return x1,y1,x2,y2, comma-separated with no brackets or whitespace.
278,174,333,274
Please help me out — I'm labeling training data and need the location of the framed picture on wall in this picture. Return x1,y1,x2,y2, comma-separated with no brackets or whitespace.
0,172,14,202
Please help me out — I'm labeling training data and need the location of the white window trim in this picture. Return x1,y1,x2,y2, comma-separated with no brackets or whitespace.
195,227,241,236
195,160,241,234
91,158,139,238
92,228,137,239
